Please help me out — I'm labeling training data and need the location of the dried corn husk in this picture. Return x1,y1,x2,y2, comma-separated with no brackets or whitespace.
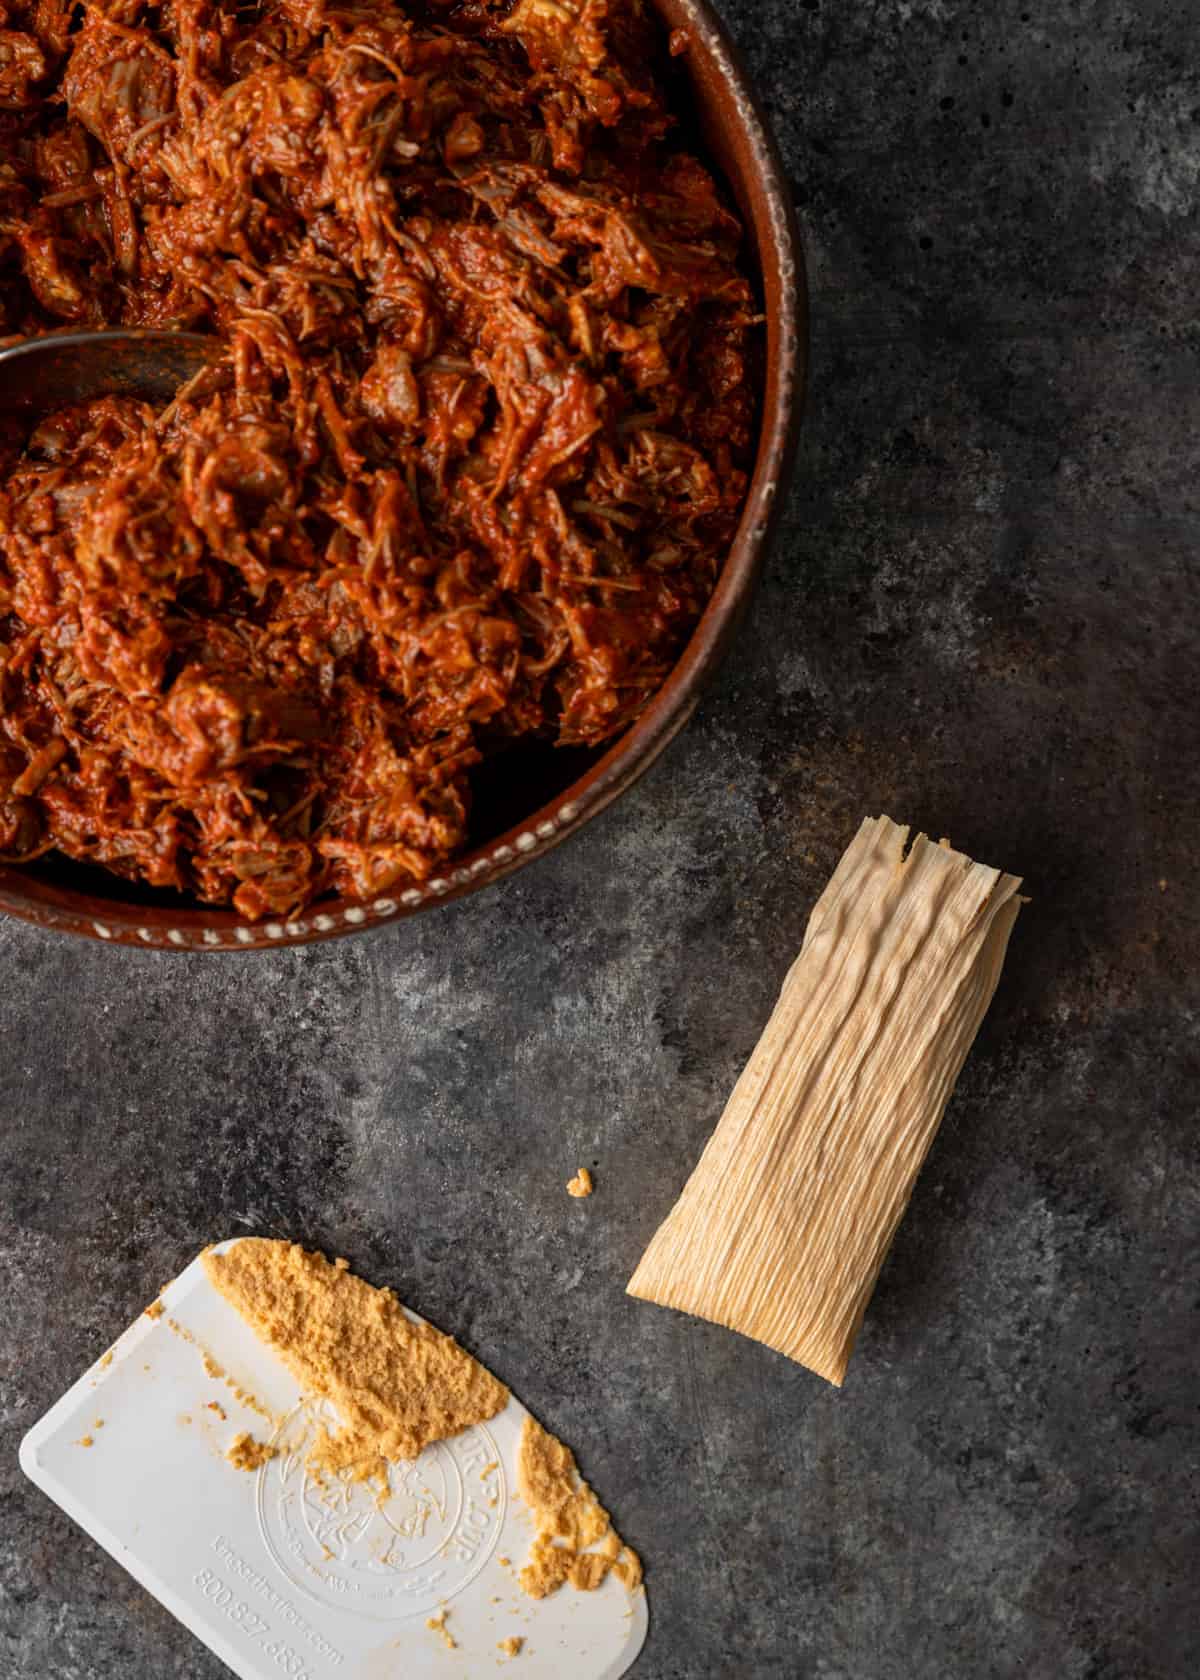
627,815,1023,1385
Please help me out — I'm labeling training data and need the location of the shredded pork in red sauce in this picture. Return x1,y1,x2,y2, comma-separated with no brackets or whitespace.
0,0,757,918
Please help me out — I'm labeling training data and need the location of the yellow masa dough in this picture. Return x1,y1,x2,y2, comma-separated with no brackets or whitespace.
203,1239,641,1600
517,1416,641,1598
203,1239,508,1478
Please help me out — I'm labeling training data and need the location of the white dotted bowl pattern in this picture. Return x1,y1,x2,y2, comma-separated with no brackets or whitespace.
86,802,584,950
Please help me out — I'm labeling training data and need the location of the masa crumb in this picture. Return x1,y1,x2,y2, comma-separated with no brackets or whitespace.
516,1416,640,1600
425,1608,456,1650
78,1435,94,1448
168,1316,273,1421
499,1636,524,1657
206,1401,227,1420
614,1546,643,1589
97,1350,113,1370
144,1300,165,1320
570,1552,612,1591
227,1432,277,1472
566,1167,594,1199
203,1239,508,1478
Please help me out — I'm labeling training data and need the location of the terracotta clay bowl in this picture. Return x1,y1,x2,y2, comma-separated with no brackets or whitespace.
0,0,806,951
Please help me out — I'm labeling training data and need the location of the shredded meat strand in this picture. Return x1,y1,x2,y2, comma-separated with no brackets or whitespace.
0,0,757,918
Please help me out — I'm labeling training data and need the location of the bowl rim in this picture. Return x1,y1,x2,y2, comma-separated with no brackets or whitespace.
0,0,808,951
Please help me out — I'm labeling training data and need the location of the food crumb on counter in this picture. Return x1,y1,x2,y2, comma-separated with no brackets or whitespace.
499,1635,525,1657
567,1168,594,1199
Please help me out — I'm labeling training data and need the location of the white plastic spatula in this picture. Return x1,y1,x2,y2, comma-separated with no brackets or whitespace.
20,1241,648,1680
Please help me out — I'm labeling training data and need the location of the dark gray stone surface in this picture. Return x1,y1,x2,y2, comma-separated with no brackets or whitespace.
2,1,1198,1676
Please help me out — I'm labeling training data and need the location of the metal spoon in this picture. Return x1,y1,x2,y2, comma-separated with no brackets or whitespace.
0,329,223,422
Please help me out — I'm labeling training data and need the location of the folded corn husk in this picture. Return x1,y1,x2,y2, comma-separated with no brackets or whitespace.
627,815,1023,1385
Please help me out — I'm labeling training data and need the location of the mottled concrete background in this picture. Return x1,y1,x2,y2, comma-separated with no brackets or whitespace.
2,2,1198,1677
